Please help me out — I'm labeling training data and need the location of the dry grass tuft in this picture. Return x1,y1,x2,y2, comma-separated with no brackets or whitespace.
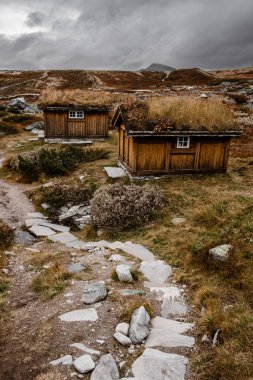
39,89,114,107
34,369,64,380
147,96,237,131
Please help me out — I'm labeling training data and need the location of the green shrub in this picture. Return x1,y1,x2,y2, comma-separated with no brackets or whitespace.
40,183,95,208
2,114,35,124
0,123,17,135
0,110,8,117
0,219,14,249
18,155,40,182
91,183,163,228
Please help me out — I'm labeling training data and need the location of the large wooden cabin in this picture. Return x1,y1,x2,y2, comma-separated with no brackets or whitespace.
43,105,110,139
112,100,240,175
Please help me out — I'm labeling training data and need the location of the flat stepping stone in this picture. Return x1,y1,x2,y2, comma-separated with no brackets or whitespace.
26,219,70,232
50,354,73,366
67,262,86,273
59,308,98,322
118,289,146,297
150,286,188,318
110,241,155,261
132,348,188,380
27,212,47,219
48,231,77,244
140,260,172,284
29,225,56,237
70,343,100,357
145,316,195,348
104,166,126,178
66,240,89,249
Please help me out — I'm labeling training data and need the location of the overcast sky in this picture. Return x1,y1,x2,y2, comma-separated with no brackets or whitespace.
0,0,252,70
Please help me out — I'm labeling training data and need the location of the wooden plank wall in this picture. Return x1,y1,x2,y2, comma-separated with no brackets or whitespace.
45,111,108,138
118,131,230,174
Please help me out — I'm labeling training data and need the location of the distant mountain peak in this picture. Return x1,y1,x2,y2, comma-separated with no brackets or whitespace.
142,63,176,72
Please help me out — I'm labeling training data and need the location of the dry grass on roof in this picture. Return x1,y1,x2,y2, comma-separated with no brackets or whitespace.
39,89,115,107
146,96,237,131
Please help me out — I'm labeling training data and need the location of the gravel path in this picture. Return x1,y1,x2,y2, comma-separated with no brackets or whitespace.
0,179,34,227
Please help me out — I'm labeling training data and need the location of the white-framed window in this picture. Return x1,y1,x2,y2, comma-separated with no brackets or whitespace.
177,136,190,148
69,110,84,119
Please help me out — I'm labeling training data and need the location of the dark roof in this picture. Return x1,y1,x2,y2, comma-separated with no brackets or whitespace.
112,100,240,137
42,105,111,112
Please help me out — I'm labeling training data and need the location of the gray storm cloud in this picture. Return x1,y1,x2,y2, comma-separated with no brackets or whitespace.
0,0,252,70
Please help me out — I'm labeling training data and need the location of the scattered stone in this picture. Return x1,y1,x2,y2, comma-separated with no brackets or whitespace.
25,121,44,131
145,316,195,348
67,262,86,273
27,212,47,219
82,282,107,304
132,348,188,380
50,354,73,366
90,354,119,380
70,343,100,357
140,260,172,284
7,97,26,111
104,166,126,179
129,306,150,344
116,322,129,336
171,217,186,225
29,225,56,237
116,264,133,283
96,339,105,345
14,230,36,245
41,203,50,210
59,309,98,322
2,268,9,275
150,286,188,318
201,334,211,344
209,244,232,261
114,332,132,346
48,231,77,244
109,254,124,262
73,355,95,374
118,289,146,297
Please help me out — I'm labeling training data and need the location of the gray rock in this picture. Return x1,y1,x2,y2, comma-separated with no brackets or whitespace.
50,354,73,366
171,217,186,225
65,239,89,249
7,97,26,111
73,355,95,374
70,343,100,357
116,322,129,336
140,260,172,284
25,121,44,131
27,212,47,219
118,289,146,297
104,167,126,178
209,244,232,261
116,264,133,283
29,225,55,237
14,230,36,245
34,221,70,232
109,254,124,262
90,354,119,380
145,316,195,348
82,282,107,304
132,348,188,380
114,332,132,346
48,231,77,244
59,308,98,322
150,286,188,318
67,262,86,273
129,306,150,344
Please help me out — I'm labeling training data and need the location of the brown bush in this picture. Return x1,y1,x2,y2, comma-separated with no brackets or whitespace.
91,183,163,228
0,219,14,249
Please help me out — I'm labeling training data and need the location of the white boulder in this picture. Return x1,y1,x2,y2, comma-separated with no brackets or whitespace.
116,264,133,283
90,354,119,380
82,282,107,304
209,244,232,261
129,306,150,344
114,332,132,346
73,354,95,373
116,322,129,336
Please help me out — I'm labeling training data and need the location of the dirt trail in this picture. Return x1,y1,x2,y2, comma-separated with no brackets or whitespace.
0,179,34,227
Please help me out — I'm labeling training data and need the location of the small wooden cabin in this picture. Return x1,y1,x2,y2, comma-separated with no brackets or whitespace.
43,105,110,139
112,101,240,175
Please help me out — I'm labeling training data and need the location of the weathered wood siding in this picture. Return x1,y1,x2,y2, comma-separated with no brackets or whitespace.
44,111,108,138
45,111,67,137
118,127,231,175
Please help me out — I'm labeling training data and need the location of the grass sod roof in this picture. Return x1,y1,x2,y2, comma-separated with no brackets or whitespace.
113,97,240,135
39,89,114,110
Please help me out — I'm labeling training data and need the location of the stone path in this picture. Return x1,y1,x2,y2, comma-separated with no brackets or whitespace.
26,211,195,379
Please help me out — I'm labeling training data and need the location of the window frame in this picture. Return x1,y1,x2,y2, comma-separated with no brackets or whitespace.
69,110,84,119
176,136,190,149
